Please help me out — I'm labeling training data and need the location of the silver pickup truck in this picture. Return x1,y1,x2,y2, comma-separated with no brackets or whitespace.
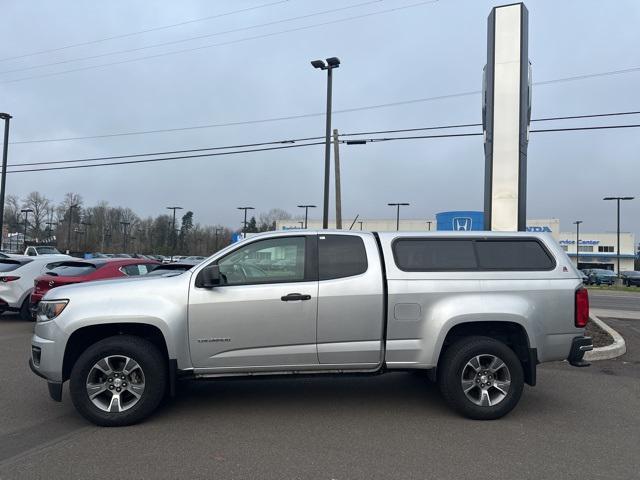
30,231,592,426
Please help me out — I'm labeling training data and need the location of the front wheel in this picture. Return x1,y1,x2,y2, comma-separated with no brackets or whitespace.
438,336,524,420
70,335,167,426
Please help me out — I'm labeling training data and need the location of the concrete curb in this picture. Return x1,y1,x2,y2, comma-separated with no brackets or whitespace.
584,313,626,361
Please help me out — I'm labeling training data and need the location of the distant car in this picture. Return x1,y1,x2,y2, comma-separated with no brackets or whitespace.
183,256,206,263
578,270,589,284
0,255,71,319
146,262,197,277
24,246,63,257
30,258,159,308
621,271,640,287
112,253,132,258
587,269,616,286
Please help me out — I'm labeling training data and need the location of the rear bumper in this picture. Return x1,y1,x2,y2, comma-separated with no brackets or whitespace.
567,336,593,367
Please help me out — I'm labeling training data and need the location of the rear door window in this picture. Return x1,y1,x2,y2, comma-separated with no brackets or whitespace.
318,235,368,280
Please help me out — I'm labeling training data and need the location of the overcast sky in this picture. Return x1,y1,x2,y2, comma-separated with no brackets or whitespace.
1,0,639,238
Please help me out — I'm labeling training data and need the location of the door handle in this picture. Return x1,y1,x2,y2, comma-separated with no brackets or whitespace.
281,293,311,301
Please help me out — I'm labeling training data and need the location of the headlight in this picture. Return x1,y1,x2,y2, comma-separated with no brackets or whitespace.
37,300,69,322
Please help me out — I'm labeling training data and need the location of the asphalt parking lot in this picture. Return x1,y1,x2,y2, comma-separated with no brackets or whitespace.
1,313,639,480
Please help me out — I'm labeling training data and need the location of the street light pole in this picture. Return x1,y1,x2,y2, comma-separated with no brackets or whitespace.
66,204,78,253
214,228,223,251
311,57,340,229
237,206,254,236
0,113,12,241
81,221,92,252
20,208,33,251
166,206,183,261
120,221,130,252
573,220,582,269
297,205,316,229
388,203,410,231
603,196,634,277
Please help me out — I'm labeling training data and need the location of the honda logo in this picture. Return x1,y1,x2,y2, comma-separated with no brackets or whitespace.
452,217,472,231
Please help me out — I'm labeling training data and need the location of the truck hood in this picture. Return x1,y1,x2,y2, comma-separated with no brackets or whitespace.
43,271,191,301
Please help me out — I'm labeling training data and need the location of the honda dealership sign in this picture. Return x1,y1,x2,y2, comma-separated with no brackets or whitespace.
483,3,531,232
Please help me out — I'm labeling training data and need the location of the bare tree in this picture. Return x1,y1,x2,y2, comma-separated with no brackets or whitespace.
22,191,52,240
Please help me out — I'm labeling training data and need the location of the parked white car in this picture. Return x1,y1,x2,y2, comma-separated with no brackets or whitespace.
0,255,70,319
24,246,64,257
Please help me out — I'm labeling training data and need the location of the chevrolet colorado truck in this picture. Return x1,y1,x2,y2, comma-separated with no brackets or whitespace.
30,231,592,426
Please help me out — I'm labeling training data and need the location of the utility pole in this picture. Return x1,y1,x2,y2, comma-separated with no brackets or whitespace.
573,220,582,269
0,113,12,242
333,128,342,229
166,206,183,261
426,220,433,231
358,221,363,230
237,206,254,236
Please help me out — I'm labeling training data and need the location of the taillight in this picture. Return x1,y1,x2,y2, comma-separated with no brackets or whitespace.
0,276,20,282
575,288,589,328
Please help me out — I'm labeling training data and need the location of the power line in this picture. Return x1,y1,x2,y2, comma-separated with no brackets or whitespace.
6,141,327,174
0,0,290,63
11,108,640,150
0,0,384,76
9,73,640,144
8,136,324,167
0,0,437,85
7,110,640,167
7,122,640,174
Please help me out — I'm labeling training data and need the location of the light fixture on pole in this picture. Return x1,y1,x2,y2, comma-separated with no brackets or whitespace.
20,208,33,251
603,196,634,277
297,204,316,229
0,113,12,241
166,206,183,261
237,206,254,236
573,220,583,269
388,203,410,231
311,56,340,229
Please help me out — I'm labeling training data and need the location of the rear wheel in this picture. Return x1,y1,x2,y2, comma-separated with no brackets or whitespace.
70,335,167,426
438,336,524,420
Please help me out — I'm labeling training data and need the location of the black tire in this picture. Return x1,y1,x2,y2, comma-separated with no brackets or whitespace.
19,298,33,321
438,336,524,420
70,335,167,427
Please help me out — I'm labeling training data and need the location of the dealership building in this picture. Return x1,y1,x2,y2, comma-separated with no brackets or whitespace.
277,211,637,273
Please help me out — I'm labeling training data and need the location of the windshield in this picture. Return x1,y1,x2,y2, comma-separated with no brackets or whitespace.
35,246,61,254
45,262,98,277
0,259,31,272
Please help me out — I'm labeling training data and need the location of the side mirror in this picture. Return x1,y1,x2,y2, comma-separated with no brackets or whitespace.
196,265,221,288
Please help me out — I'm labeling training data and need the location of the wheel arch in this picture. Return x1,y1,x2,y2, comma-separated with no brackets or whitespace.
436,320,537,386
62,323,170,382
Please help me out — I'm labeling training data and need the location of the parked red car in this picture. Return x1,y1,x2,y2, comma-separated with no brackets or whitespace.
30,258,159,307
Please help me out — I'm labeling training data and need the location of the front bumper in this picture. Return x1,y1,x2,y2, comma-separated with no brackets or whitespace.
567,336,593,367
29,358,63,401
